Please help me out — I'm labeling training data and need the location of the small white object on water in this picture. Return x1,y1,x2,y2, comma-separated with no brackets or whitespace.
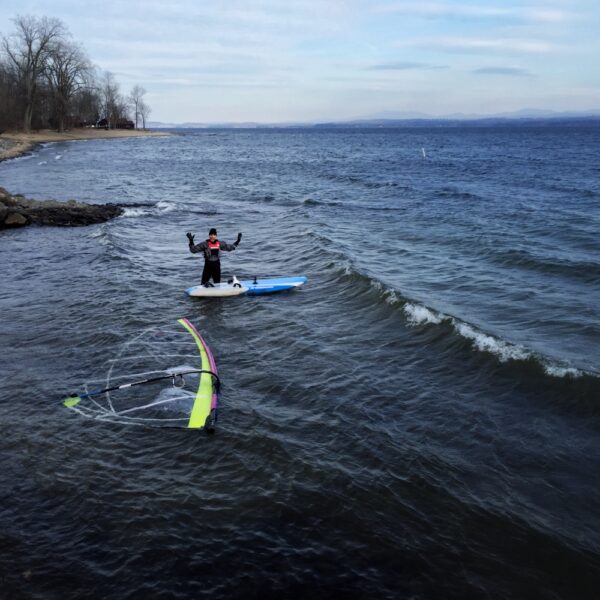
421,147,427,159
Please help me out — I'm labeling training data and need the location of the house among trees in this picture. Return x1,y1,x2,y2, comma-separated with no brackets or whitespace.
116,118,134,129
95,117,134,130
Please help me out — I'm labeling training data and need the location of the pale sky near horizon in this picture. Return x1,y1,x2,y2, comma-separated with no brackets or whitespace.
1,0,598,123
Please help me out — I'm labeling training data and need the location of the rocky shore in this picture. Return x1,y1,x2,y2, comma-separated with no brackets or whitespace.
0,129,169,229
0,186,123,229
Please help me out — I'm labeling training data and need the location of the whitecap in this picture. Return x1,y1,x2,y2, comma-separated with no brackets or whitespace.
369,278,384,292
542,364,582,378
384,289,401,305
155,200,177,213
119,201,177,219
401,300,592,377
454,322,531,362
121,207,149,218
404,303,444,325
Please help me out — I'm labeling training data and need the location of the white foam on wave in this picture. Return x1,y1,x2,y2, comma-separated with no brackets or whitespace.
370,278,383,292
542,364,582,378
404,302,444,325
454,321,592,377
370,278,404,306
401,300,587,377
341,261,354,276
121,207,149,218
384,289,401,305
155,200,176,213
120,201,177,219
454,322,530,362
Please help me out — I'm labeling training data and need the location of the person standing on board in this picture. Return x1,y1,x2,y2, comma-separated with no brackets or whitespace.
187,228,242,286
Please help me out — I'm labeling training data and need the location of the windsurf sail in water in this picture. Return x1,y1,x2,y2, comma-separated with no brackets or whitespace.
62,318,219,431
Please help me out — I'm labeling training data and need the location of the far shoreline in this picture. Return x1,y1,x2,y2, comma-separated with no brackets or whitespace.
0,128,171,162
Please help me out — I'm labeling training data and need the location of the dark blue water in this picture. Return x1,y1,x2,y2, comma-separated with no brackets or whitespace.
1,127,599,598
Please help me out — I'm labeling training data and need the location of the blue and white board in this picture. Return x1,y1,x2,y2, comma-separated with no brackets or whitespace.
240,276,307,295
186,276,248,297
186,276,306,297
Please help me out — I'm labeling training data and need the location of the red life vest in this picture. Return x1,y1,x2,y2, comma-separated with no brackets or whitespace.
206,239,220,261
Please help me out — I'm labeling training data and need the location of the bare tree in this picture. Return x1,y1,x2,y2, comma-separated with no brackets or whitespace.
71,86,101,127
1,15,66,131
139,100,151,130
0,61,20,130
128,85,146,129
98,71,132,128
100,71,119,126
46,39,93,132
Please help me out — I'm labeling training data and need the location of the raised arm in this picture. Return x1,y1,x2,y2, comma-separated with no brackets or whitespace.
186,232,207,254
220,232,242,252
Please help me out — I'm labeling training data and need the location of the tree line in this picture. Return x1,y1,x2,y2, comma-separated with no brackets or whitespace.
0,15,151,132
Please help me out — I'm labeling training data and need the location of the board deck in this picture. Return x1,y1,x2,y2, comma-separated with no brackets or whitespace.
240,276,307,295
186,276,306,297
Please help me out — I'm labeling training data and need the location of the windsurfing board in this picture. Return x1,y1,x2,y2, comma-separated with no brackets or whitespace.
240,276,307,295
186,276,307,297
186,276,248,297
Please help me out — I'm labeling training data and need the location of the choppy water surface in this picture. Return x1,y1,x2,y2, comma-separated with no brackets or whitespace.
1,127,599,598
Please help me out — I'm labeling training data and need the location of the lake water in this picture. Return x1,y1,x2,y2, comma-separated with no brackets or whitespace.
0,126,599,598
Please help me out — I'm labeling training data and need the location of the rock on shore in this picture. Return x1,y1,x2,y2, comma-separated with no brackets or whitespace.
0,186,123,229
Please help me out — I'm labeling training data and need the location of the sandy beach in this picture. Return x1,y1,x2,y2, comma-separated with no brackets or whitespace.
0,128,170,161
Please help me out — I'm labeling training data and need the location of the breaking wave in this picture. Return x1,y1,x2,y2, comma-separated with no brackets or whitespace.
120,200,178,218
334,259,597,381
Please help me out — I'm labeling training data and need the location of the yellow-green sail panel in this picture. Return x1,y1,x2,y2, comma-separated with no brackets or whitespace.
178,318,217,429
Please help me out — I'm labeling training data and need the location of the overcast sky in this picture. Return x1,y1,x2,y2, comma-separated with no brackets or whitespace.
1,0,598,123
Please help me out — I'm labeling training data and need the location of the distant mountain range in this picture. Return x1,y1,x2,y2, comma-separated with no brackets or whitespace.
148,109,600,129
146,120,301,129
353,108,600,121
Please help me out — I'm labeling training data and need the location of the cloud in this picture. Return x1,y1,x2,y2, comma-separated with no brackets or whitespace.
396,36,556,54
373,2,570,23
473,67,534,77
366,61,447,70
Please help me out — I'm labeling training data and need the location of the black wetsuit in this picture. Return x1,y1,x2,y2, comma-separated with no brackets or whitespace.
189,238,237,285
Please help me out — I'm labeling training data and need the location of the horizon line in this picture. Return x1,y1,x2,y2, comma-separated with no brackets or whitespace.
148,110,600,127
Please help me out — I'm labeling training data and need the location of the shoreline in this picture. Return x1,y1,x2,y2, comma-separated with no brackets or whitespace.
0,129,170,229
0,128,171,162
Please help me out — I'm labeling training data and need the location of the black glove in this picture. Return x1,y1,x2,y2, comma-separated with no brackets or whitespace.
186,232,195,244
234,232,242,247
